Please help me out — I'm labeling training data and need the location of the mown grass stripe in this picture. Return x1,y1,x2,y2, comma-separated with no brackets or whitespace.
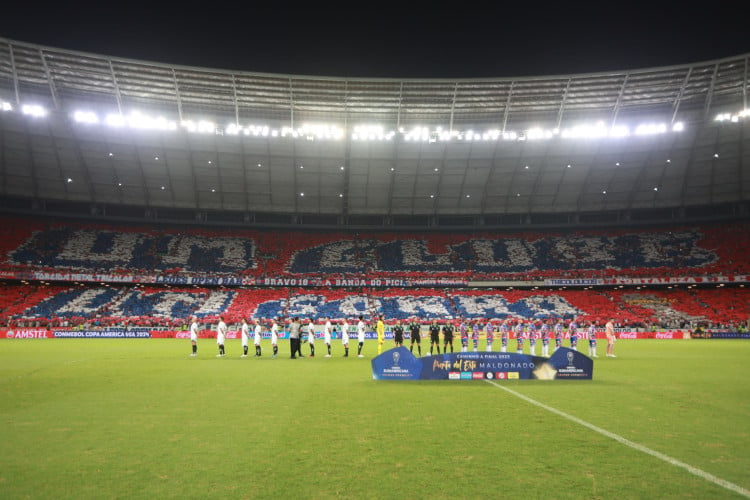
485,379,750,499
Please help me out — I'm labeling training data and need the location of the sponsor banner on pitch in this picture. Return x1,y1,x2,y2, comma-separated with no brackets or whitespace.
699,331,750,339
53,330,151,338
616,331,688,339
2,328,53,339
372,347,593,380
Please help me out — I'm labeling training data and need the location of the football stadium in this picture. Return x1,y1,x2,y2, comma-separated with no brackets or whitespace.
1,33,749,499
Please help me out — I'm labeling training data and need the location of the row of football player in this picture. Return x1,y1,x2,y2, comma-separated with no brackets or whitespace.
189,315,382,358
188,316,617,359
417,317,617,358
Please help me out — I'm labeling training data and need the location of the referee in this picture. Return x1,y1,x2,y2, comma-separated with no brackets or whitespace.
408,318,422,356
289,317,301,359
429,319,441,355
392,319,405,347
442,321,455,353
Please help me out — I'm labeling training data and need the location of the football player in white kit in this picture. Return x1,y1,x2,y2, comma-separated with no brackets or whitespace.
356,315,366,357
323,317,333,357
341,318,350,357
307,319,316,357
216,316,228,357
587,320,599,358
253,318,263,357
189,315,199,357
240,318,250,357
270,318,280,358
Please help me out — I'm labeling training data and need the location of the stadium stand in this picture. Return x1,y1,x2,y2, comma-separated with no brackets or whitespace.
2,282,747,331
0,215,748,281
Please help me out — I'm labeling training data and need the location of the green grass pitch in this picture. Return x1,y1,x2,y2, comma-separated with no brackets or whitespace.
1,339,749,499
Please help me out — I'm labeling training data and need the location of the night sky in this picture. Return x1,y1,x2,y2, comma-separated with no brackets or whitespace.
1,3,748,79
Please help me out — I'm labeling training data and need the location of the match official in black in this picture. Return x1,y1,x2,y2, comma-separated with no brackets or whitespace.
289,317,301,359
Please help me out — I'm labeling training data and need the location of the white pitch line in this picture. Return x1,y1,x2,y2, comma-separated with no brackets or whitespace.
485,380,750,499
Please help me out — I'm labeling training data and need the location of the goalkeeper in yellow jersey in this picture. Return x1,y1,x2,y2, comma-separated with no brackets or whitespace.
376,315,385,354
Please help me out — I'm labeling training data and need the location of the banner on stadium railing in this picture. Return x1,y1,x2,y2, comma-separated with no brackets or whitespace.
371,347,593,380
1,328,53,339
545,279,602,286
252,277,469,287
2,269,747,287
602,275,749,285
155,276,245,286
52,329,151,338
28,272,156,283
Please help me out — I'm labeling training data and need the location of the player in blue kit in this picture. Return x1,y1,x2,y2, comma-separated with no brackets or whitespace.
459,319,469,352
540,319,551,357
485,320,495,352
500,319,509,353
515,320,525,354
471,320,479,352
528,320,537,356
568,318,579,351
554,318,564,351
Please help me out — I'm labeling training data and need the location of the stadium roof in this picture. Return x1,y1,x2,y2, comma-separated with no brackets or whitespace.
0,37,748,227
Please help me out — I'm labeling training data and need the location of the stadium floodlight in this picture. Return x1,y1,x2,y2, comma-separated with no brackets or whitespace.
73,110,99,124
672,122,684,132
714,109,749,122
105,113,126,127
225,123,240,135
1,101,12,111
610,126,630,137
561,121,609,139
197,121,215,133
635,123,667,135
353,125,385,141
404,126,430,142
299,123,343,140
22,104,46,118
527,127,546,140
126,111,176,131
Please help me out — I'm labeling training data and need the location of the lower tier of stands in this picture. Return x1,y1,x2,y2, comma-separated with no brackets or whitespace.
1,284,747,331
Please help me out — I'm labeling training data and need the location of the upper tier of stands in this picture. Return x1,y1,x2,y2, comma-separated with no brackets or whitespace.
1,215,748,281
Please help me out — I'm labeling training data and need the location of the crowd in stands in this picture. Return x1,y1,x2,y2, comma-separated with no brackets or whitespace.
0,215,748,281
1,215,746,335
1,283,747,333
